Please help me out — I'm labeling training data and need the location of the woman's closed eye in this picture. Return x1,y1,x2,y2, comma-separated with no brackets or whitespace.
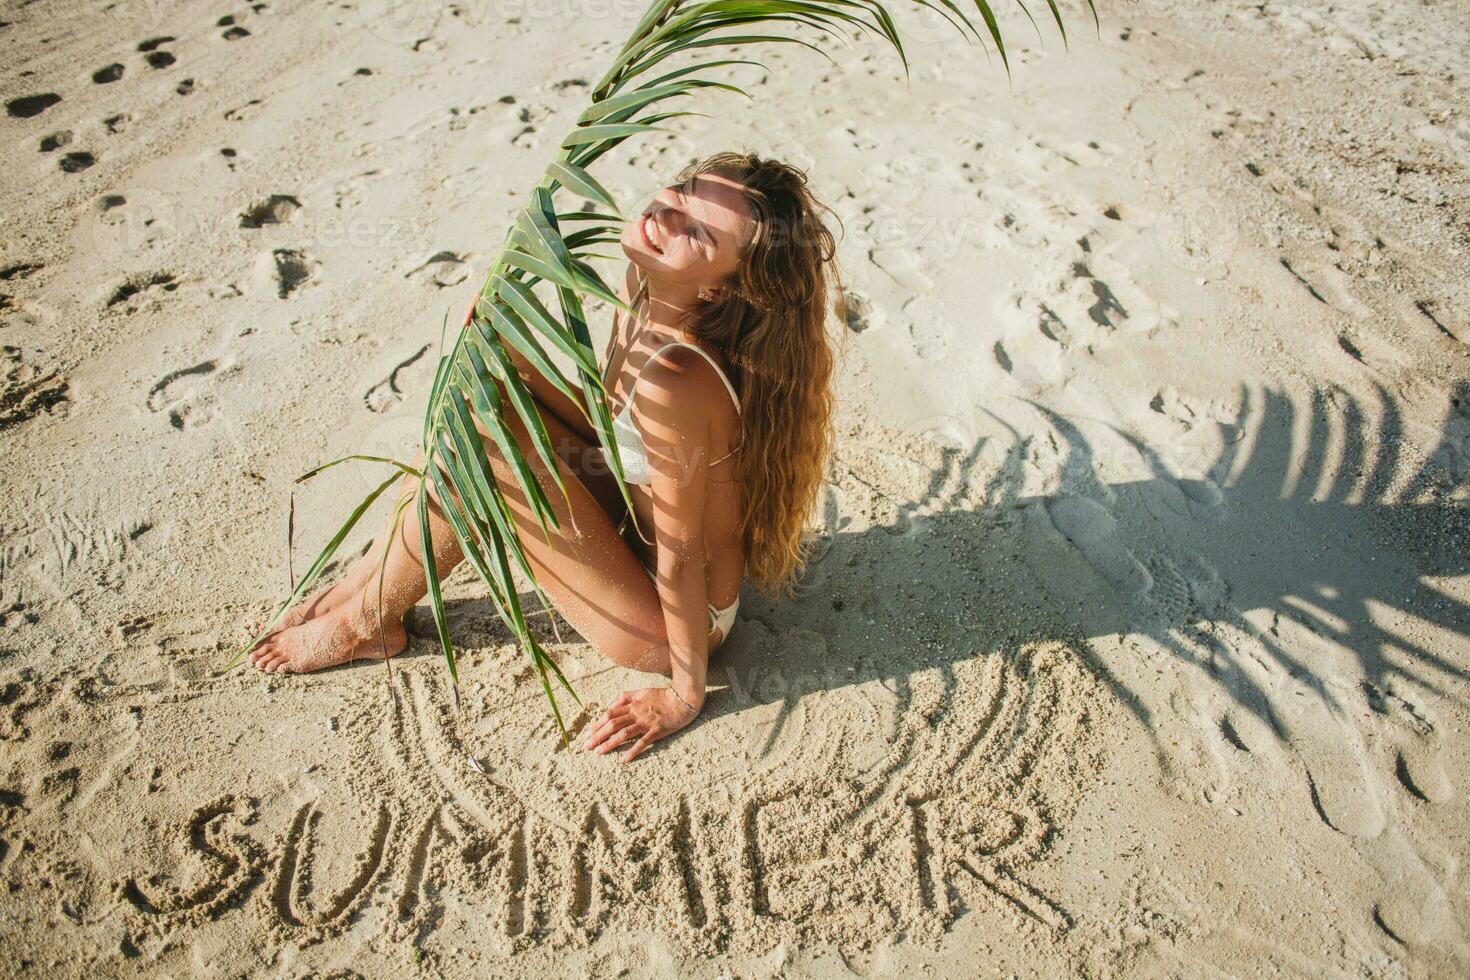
677,182,710,254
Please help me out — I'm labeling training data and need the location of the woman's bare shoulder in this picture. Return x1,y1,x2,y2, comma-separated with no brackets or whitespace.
631,345,731,426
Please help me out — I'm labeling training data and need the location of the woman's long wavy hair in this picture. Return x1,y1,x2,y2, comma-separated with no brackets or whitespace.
628,149,847,598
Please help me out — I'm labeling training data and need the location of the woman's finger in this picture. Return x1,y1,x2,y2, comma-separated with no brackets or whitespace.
583,714,626,749
594,724,641,755
597,705,631,725
586,709,635,747
621,731,656,764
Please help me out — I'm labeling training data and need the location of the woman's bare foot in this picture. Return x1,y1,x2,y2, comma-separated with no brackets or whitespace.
248,597,406,674
248,550,387,640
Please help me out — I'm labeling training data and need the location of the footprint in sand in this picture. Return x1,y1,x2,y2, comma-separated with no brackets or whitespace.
1278,254,1375,321
1362,679,1453,806
364,344,432,414
6,93,62,118
102,270,177,312
224,98,264,123
1281,678,1387,839
1067,251,1179,339
903,295,948,362
1139,464,1226,526
137,35,177,70
1045,495,1153,595
1,261,43,283
217,147,250,173
1144,555,1193,623
147,358,234,430
1153,190,1238,279
1149,384,1200,428
254,249,318,299
59,151,95,174
841,289,882,334
330,169,382,209
238,194,301,228
103,271,178,313
1,346,70,430
92,190,180,256
868,245,932,293
994,292,1069,391
405,250,470,289
1394,296,1461,349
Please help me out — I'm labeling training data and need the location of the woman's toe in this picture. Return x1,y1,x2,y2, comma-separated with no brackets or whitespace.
254,644,287,671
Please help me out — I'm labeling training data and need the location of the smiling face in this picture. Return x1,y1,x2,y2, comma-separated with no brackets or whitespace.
620,169,756,296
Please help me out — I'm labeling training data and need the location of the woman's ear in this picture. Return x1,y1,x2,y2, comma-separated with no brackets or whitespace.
698,285,722,302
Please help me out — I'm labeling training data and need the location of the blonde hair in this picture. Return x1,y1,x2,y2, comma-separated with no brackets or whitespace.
632,150,847,598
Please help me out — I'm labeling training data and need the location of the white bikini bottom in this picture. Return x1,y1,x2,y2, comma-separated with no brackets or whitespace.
642,565,739,647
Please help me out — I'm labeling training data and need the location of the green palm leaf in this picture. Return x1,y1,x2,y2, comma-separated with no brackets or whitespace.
229,0,1092,743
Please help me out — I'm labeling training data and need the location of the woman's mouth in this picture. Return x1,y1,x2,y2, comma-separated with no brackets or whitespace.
639,212,664,255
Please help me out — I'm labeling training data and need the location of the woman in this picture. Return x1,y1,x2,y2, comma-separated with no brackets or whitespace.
247,150,844,762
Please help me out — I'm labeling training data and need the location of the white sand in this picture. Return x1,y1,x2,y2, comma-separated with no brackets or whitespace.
2,0,1468,973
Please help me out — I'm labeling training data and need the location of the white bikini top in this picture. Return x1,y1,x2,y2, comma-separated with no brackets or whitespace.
607,341,743,486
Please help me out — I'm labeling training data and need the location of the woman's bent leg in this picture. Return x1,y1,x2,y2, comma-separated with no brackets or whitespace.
250,450,466,673
255,386,623,643
250,389,706,675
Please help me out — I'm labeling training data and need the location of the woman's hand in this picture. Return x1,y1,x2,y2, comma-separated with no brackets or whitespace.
461,292,480,328
583,688,701,763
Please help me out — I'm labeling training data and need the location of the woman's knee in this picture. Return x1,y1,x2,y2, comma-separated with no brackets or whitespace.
596,628,723,677
597,633,672,675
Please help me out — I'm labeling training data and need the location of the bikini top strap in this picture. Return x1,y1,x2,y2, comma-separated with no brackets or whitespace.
623,342,745,465
627,342,742,413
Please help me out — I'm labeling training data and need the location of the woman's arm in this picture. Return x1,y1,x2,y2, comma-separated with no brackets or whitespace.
583,345,721,762
642,352,715,713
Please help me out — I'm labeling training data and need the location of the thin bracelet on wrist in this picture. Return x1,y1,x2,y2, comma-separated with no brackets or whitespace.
669,686,699,716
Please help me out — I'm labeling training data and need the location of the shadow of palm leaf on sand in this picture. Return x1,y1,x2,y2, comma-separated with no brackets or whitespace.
417,378,1466,831
1015,382,1469,727
428,378,1468,744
